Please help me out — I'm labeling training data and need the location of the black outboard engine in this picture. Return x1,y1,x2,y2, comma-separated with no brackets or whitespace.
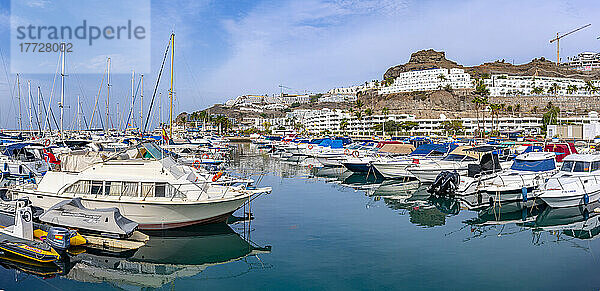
428,171,460,196
46,227,72,252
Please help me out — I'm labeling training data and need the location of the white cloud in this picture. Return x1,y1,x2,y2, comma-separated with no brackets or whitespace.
203,0,600,101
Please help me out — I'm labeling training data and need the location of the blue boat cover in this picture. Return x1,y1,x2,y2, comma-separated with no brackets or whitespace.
330,140,343,149
410,143,456,156
522,145,543,153
510,158,555,172
2,143,33,156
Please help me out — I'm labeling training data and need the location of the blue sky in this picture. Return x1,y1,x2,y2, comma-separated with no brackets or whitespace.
0,0,599,129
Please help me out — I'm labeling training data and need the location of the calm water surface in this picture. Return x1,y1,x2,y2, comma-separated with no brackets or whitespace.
1,144,600,290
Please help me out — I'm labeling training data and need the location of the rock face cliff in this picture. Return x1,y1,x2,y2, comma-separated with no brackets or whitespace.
384,49,600,80
367,49,600,118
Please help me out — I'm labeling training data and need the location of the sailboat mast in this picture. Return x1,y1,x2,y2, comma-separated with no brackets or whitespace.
130,69,135,129
37,86,42,135
140,74,144,136
27,80,33,132
106,57,111,134
59,46,66,136
77,95,81,131
16,74,22,132
169,33,174,139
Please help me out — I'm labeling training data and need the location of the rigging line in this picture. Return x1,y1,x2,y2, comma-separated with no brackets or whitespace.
0,49,15,128
125,79,142,129
39,87,53,133
81,99,89,129
42,90,60,134
44,52,61,132
90,66,107,130
143,35,172,134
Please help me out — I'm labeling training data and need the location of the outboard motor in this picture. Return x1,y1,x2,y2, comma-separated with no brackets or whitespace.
46,227,71,252
428,171,460,196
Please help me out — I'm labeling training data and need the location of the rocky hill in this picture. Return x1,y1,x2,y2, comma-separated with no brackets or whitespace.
384,49,600,80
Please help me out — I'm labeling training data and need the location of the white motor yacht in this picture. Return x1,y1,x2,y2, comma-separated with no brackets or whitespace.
476,152,557,201
8,142,271,230
537,154,600,208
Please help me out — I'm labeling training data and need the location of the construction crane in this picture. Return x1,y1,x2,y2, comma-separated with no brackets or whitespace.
278,84,291,96
549,24,591,66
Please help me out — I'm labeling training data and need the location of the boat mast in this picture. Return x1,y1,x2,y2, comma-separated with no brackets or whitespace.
131,69,135,130
59,46,66,136
140,74,143,137
106,57,111,134
27,80,33,133
37,86,42,135
77,95,81,131
169,33,174,140
16,74,22,132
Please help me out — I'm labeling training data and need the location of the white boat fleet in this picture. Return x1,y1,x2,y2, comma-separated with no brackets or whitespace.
257,135,600,209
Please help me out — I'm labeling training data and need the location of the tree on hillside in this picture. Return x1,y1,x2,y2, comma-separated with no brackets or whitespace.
542,102,560,132
472,78,489,137
364,108,373,116
531,87,544,95
585,80,597,95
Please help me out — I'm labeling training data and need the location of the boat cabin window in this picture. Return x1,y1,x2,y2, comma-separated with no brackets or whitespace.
573,161,590,172
592,161,600,172
64,180,184,198
561,161,592,172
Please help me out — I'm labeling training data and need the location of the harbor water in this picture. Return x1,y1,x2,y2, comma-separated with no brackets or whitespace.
1,144,599,290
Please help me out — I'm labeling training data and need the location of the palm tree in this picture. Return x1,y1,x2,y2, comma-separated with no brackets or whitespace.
548,83,560,96
364,108,373,116
566,84,578,95
262,121,271,133
381,107,389,136
473,78,490,137
585,80,597,95
355,111,363,120
355,99,364,109
340,118,348,134
531,87,544,95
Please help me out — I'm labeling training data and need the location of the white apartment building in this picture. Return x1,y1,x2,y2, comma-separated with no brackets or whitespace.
327,81,378,96
484,74,600,97
565,52,600,71
379,68,473,95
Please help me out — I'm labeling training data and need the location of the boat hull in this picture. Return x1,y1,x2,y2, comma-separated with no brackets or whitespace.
11,191,252,230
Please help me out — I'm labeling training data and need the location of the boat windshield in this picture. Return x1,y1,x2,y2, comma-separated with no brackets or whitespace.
561,161,591,172
443,154,476,162
510,158,555,172
142,142,185,179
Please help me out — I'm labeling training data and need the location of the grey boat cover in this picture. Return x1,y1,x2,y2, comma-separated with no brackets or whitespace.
39,198,137,237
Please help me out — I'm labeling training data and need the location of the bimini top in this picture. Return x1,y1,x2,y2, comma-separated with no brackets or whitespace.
562,154,600,163
2,142,38,156
410,143,457,156
510,152,556,172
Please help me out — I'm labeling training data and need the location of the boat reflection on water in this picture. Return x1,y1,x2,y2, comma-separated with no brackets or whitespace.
366,180,461,227
532,202,600,240
0,223,271,289
465,200,546,227
67,223,271,288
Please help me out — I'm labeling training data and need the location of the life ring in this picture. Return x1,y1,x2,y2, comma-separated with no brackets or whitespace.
43,139,51,147
201,153,209,159
193,160,201,169
308,145,313,150
308,164,314,169
344,149,351,155
212,171,223,182
352,150,359,158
